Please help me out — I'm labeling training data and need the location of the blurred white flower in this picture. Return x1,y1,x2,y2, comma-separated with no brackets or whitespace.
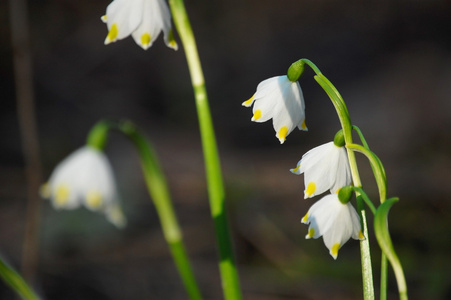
291,141,351,198
41,146,126,228
102,0,178,50
302,194,364,259
242,75,306,144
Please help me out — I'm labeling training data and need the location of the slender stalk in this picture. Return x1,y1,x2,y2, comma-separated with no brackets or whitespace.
352,126,389,300
87,120,203,300
374,198,408,300
0,257,40,300
116,121,203,300
169,1,242,299
299,60,374,300
9,0,43,283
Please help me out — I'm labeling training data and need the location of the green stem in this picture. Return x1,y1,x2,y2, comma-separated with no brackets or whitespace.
169,1,242,300
380,252,388,300
301,60,374,300
346,143,387,204
374,198,408,300
115,121,202,300
351,126,389,300
0,257,40,300
351,187,376,215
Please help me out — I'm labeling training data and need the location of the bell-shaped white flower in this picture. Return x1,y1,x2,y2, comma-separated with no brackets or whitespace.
291,141,351,198
302,194,364,259
242,75,307,144
41,146,126,228
102,0,178,50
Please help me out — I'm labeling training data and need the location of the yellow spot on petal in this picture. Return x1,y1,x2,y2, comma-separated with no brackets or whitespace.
307,227,315,238
141,33,151,47
277,126,289,144
301,212,309,223
336,188,341,194
40,182,51,199
86,191,103,209
359,231,365,240
253,109,262,120
291,164,301,173
55,185,70,206
101,15,107,22
301,119,307,130
305,182,316,198
242,95,254,106
108,205,126,228
106,23,118,43
331,243,341,259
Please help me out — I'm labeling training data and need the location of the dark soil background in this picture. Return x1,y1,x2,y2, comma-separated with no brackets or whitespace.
1,0,450,299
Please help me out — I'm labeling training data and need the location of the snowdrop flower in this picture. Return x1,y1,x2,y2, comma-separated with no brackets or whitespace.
102,0,178,50
291,141,351,198
302,194,364,259
40,146,126,228
242,75,307,144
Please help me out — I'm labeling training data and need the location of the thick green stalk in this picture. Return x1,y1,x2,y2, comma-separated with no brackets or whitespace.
297,59,374,300
0,257,40,300
169,1,242,300
116,121,203,300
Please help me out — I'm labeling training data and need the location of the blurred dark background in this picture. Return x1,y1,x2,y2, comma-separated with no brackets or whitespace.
1,0,450,299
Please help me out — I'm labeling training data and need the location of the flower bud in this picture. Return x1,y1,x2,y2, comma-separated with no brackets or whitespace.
287,60,305,82
333,130,345,147
338,186,353,204
87,121,110,151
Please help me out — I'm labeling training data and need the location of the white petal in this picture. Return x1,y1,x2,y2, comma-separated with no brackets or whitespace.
244,76,306,143
44,146,125,227
104,0,144,43
303,194,361,259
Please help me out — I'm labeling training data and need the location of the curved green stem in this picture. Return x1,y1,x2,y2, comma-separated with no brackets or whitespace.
88,120,203,300
374,198,408,300
351,187,376,215
301,60,374,300
0,257,40,300
118,121,203,300
346,143,387,204
167,2,242,299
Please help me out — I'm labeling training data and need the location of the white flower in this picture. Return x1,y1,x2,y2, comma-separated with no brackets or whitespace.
102,0,178,50
291,141,351,198
40,146,126,228
302,194,364,259
242,75,306,144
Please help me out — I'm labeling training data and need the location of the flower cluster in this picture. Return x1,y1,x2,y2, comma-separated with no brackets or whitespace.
40,146,126,228
244,72,363,259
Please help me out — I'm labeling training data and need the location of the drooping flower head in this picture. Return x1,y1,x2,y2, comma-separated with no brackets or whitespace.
302,194,364,259
242,75,307,144
102,0,178,50
41,146,126,228
291,141,351,198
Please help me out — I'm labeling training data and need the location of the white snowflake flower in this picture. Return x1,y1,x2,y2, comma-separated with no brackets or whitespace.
102,0,178,50
41,146,126,228
302,194,364,259
242,75,307,144
291,141,351,198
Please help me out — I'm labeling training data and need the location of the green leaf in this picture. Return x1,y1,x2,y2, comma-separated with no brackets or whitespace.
374,198,408,300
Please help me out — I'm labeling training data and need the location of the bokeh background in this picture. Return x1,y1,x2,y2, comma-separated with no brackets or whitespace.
1,0,450,299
